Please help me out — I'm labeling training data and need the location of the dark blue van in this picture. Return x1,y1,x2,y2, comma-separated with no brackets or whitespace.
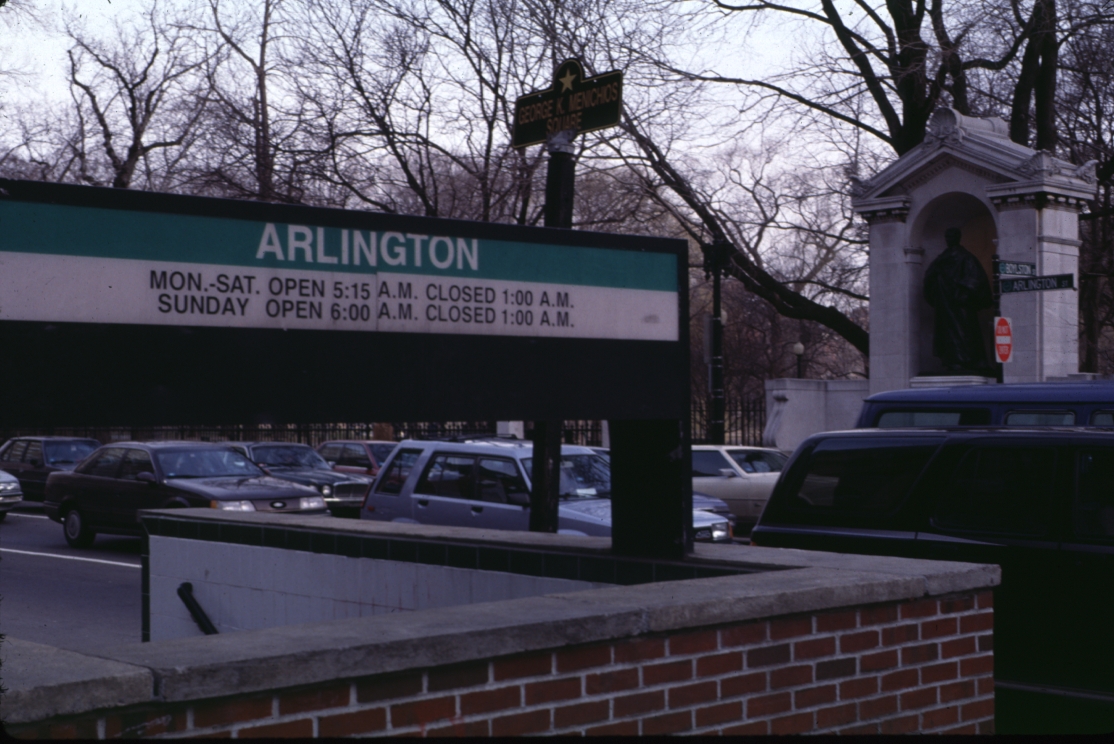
855,380,1114,429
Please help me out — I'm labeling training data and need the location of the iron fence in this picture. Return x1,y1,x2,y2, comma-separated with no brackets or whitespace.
691,396,767,446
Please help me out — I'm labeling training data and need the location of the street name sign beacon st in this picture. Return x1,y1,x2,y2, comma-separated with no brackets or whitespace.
512,59,623,148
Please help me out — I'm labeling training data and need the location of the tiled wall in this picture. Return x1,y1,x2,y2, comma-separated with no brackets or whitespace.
149,536,610,641
11,590,995,737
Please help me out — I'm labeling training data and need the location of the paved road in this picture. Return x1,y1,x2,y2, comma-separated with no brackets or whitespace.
0,505,143,652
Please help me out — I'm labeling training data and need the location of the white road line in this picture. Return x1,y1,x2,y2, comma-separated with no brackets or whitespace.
6,512,49,519
0,548,141,568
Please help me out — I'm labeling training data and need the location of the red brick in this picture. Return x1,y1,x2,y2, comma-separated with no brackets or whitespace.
237,718,313,738
722,720,769,735
643,710,692,735
978,633,994,652
556,643,611,672
104,708,188,737
585,668,639,695
278,683,349,715
721,621,768,647
978,718,995,734
860,649,899,672
613,637,666,663
921,661,958,684
493,652,551,681
44,720,99,739
976,675,994,696
771,664,813,689
940,636,976,659
720,671,767,698
900,685,938,710
880,668,919,692
881,623,919,646
921,617,958,639
318,708,387,737
960,654,994,677
390,696,456,728
491,709,551,737
697,650,743,677
643,659,692,685
860,604,899,626
961,697,994,721
794,684,837,709
425,719,490,737
816,609,858,632
816,657,856,680
900,597,939,619
586,720,638,736
977,591,994,609
695,700,743,727
940,722,978,734
525,677,581,705
840,629,879,653
192,695,273,729
614,690,666,718
940,595,976,614
554,700,610,729
939,679,976,703
815,702,857,729
879,713,919,734
839,676,879,700
356,672,423,703
746,691,791,718
668,680,718,709
769,616,813,640
747,643,790,668
771,711,815,734
960,611,994,634
794,636,836,660
901,642,939,665
460,685,522,715
923,704,960,729
427,661,488,692
840,722,880,734
669,629,719,655
859,693,898,720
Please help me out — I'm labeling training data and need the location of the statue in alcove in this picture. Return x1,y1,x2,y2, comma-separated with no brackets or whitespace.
923,227,993,372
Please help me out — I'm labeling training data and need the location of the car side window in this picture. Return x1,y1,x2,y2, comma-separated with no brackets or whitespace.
1074,449,1114,540
341,444,372,468
692,451,732,477
319,443,344,462
416,455,477,500
932,446,1055,537
1004,410,1075,425
3,441,28,463
477,458,529,504
375,449,422,495
79,448,126,478
24,440,42,464
119,450,155,481
876,409,991,427
1091,411,1114,426
371,444,397,465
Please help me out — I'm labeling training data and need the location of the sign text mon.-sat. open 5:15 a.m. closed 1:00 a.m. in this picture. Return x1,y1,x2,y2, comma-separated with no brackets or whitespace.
0,199,678,342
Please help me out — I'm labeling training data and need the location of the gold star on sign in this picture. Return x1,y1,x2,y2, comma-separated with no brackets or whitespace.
559,69,577,91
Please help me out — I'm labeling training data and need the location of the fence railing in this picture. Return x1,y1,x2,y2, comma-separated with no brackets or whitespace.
690,396,767,446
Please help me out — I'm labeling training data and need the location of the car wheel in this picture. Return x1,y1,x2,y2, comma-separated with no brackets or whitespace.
63,507,96,548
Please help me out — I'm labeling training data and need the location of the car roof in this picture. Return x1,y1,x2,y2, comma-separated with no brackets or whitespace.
319,439,397,445
692,444,783,452
804,426,1114,442
234,441,314,448
10,436,100,442
98,441,243,450
394,439,598,457
864,380,1114,404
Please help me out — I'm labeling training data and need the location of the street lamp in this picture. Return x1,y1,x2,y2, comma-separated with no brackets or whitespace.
701,239,732,444
792,342,805,378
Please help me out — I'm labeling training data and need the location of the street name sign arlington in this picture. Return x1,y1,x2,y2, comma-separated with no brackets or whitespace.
512,59,623,148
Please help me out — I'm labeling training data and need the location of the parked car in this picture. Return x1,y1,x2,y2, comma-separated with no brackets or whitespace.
316,440,398,477
0,436,101,502
228,442,373,517
44,442,328,547
363,439,732,542
856,379,1114,428
0,469,24,520
751,426,1114,717
691,444,788,528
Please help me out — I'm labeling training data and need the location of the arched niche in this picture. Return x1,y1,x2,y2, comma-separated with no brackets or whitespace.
911,193,998,375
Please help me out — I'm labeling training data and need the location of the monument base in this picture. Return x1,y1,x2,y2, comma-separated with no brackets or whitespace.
909,375,996,389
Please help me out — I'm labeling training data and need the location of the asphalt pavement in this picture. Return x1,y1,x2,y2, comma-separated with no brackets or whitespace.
0,504,143,653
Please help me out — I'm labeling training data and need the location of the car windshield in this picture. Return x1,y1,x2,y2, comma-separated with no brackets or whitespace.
727,449,788,474
156,449,262,478
252,445,331,469
523,454,611,499
371,444,397,464
43,440,99,466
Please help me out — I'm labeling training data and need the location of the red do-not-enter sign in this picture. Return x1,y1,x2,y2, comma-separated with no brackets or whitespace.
994,316,1013,363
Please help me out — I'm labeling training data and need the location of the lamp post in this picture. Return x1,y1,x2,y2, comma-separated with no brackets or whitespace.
792,341,805,379
701,240,732,444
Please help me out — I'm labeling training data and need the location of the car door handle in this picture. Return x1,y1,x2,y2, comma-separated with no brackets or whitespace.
471,506,483,514
417,499,429,507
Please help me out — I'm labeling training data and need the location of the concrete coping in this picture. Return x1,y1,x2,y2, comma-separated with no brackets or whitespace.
3,511,1000,722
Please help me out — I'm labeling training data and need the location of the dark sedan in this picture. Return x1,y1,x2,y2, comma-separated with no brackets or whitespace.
229,442,372,517
44,442,328,547
0,436,101,502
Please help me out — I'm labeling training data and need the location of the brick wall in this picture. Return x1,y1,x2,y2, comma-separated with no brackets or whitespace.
8,589,994,738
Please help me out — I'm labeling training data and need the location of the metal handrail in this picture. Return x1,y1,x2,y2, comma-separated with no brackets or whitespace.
177,582,219,635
